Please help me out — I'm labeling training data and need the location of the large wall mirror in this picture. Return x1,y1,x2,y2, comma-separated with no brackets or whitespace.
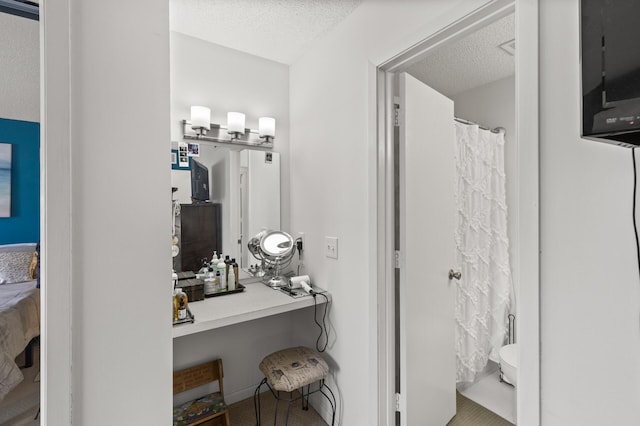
169,31,288,276
171,142,281,272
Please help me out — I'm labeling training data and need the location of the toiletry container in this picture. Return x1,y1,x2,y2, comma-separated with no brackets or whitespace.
228,264,236,291
203,270,216,296
203,265,217,296
174,288,188,321
172,288,178,321
231,258,239,289
224,255,231,283
198,258,209,275
217,259,227,289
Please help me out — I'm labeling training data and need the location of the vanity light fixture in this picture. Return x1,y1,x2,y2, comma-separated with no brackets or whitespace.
258,117,276,143
227,112,246,139
183,107,275,150
190,106,211,136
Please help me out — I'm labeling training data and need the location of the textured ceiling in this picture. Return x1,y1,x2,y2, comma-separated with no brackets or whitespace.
170,0,363,65
406,13,515,97
0,11,39,122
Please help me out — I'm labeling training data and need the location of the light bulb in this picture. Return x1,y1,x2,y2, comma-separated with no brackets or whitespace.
190,106,211,134
259,117,276,139
227,112,246,136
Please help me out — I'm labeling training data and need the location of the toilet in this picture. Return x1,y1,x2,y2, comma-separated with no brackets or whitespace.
499,343,518,386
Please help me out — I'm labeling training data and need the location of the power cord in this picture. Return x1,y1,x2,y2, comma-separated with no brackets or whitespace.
633,148,640,282
312,292,330,353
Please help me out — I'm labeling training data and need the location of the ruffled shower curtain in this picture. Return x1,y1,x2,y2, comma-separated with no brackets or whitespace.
454,122,512,383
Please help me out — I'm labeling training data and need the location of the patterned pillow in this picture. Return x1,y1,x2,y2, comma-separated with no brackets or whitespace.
0,251,34,284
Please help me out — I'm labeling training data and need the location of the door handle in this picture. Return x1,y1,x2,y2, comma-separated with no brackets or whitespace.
448,269,462,280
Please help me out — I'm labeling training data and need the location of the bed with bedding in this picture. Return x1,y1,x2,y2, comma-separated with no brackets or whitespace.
0,243,40,400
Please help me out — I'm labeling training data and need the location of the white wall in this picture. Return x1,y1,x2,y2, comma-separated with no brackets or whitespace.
452,75,518,308
288,1,491,424
540,1,640,424
170,32,294,404
0,12,39,122
65,1,172,425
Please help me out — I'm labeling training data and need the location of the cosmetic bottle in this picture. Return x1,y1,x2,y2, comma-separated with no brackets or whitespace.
203,276,215,296
172,288,178,321
198,258,209,275
224,255,232,284
217,259,227,289
231,258,239,289
174,288,188,321
228,264,236,291
203,265,217,296
211,251,219,264
212,271,220,292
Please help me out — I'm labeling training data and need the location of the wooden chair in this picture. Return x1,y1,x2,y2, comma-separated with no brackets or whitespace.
173,359,230,426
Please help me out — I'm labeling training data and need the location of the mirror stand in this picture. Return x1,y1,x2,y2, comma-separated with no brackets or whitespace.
265,257,288,288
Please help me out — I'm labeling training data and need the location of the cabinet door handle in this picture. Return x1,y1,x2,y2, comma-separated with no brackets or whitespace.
448,269,462,280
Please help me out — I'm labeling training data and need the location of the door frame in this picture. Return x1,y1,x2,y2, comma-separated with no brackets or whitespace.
375,1,540,425
40,0,73,424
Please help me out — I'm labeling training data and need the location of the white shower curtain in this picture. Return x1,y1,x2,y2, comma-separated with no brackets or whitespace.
454,122,512,383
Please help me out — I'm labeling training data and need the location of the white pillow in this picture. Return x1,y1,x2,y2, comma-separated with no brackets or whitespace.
0,251,34,284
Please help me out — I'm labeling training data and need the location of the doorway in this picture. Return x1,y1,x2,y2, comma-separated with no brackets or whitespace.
376,1,540,425
0,6,41,425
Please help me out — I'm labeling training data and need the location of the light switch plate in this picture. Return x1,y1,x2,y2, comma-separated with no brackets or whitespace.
325,236,338,259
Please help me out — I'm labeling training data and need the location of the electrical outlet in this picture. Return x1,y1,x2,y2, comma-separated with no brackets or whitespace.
297,232,305,251
325,236,338,259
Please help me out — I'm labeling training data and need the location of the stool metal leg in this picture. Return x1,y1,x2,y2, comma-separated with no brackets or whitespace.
256,376,337,426
254,377,268,426
319,380,337,426
302,384,310,411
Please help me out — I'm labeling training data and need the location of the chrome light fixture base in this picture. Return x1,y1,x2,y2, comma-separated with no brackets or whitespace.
182,120,274,150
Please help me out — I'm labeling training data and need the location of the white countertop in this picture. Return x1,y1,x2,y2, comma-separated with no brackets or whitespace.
172,282,330,338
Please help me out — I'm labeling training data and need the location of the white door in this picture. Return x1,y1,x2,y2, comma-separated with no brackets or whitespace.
398,72,457,426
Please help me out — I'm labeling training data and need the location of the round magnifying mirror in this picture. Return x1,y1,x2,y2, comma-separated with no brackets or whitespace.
260,230,294,258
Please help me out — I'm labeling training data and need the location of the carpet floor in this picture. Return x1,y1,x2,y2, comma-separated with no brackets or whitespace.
230,390,511,426
229,391,328,426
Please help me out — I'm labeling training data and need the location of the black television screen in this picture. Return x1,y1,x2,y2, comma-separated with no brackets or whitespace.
190,159,210,202
581,0,640,146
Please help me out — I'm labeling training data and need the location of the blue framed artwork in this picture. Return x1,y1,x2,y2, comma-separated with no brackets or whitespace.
171,148,191,170
0,143,11,218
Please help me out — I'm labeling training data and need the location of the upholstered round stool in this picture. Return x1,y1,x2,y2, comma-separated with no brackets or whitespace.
253,346,336,425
